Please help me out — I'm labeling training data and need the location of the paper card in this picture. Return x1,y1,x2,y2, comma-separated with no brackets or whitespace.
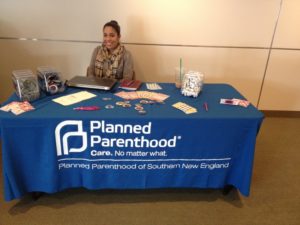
172,102,197,114
18,101,35,111
233,98,250,107
220,98,250,107
146,83,162,90
0,101,35,115
151,92,169,101
136,91,151,99
52,91,96,106
126,91,139,100
115,90,169,101
0,101,18,112
115,91,131,100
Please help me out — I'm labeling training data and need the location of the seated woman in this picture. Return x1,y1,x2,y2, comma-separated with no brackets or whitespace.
87,20,134,80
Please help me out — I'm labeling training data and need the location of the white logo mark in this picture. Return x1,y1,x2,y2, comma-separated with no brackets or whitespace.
55,120,87,156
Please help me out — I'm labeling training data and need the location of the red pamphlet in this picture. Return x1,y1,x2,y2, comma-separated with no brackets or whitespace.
119,79,142,91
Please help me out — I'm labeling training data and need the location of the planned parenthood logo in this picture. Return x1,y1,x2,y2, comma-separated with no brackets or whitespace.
55,120,87,156
55,120,180,157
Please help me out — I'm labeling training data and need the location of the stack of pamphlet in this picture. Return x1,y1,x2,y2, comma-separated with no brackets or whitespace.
118,79,142,91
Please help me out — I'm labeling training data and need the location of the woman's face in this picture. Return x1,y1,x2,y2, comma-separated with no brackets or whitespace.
103,26,120,51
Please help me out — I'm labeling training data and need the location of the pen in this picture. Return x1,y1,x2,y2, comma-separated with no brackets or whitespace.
203,102,208,112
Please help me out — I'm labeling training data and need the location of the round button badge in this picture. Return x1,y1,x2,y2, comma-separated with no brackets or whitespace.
138,110,147,115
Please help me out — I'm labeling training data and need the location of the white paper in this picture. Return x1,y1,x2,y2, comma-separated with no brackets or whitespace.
52,91,96,106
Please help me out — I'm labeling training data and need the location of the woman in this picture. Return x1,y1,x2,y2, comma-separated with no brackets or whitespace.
88,20,134,80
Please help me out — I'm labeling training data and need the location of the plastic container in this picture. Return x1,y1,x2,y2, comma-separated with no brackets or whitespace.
12,69,40,102
37,66,65,95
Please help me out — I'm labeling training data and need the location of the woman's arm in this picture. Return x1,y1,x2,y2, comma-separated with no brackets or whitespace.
122,50,134,80
87,47,99,77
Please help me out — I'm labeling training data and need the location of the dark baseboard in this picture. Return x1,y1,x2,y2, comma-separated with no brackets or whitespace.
261,110,300,118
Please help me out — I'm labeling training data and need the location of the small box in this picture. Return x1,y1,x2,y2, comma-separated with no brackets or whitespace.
12,70,40,102
37,66,64,95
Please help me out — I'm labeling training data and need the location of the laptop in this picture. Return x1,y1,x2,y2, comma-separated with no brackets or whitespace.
66,76,116,91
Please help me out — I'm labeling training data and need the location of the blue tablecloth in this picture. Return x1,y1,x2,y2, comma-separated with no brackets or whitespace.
0,83,263,201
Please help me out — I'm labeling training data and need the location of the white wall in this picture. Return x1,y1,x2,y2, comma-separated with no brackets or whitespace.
259,0,300,110
0,0,299,111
